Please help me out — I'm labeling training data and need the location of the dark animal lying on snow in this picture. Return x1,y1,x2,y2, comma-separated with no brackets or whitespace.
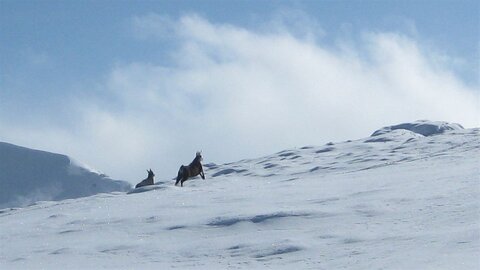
175,151,205,187
135,169,155,188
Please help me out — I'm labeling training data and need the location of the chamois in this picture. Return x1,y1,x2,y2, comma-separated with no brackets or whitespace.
175,152,205,187
135,169,155,188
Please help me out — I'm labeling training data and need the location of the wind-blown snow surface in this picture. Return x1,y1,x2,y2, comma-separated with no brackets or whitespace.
1,122,478,269
0,142,131,209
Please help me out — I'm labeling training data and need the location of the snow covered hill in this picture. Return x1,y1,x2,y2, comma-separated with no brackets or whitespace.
0,121,478,269
205,120,468,179
0,142,131,209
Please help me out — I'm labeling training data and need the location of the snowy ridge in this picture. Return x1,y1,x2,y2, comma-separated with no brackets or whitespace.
0,142,131,209
371,120,464,137
0,121,478,269
204,122,474,179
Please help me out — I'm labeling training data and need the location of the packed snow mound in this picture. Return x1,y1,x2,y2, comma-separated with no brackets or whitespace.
364,129,424,143
0,142,131,209
371,120,464,137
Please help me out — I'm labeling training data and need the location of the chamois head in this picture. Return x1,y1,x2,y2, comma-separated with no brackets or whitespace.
147,169,155,179
196,151,203,161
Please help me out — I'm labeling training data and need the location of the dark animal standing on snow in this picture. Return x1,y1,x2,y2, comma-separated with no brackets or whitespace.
135,169,155,188
175,151,205,187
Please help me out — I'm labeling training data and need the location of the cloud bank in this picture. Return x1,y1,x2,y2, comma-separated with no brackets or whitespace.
1,14,478,182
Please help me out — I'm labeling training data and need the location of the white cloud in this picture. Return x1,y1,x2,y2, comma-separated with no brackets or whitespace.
1,14,478,183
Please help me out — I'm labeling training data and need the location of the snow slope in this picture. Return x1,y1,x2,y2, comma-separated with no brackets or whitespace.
0,142,131,209
0,121,478,269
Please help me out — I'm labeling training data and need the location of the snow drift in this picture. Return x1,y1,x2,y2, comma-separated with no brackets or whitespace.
0,142,131,209
371,120,464,137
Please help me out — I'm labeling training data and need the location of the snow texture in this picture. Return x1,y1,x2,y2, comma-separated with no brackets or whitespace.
0,142,131,209
0,121,478,269
371,120,464,137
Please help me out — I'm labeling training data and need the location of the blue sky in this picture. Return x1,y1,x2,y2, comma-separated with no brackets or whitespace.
1,0,479,182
